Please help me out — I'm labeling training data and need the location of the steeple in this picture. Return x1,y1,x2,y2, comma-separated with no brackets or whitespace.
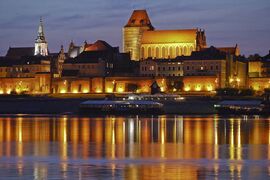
34,17,48,56
36,17,46,42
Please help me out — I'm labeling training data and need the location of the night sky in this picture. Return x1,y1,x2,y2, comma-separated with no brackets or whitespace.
0,0,269,56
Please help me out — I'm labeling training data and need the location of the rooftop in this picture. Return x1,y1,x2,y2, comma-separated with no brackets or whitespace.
141,29,198,44
125,9,154,29
176,46,227,60
64,51,112,64
6,47,35,58
85,40,115,52
0,55,51,67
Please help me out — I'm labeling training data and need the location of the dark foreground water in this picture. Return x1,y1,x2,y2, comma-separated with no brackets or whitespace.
0,115,270,179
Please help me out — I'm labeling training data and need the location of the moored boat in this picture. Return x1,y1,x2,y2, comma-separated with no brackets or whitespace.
79,100,164,114
214,100,264,114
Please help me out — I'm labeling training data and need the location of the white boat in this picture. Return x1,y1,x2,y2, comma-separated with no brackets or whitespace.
127,94,185,101
79,100,164,114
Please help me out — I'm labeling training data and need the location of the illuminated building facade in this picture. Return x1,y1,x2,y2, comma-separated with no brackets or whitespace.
123,10,207,61
180,46,247,88
123,10,154,61
141,29,206,59
140,46,247,92
51,77,166,94
248,51,270,91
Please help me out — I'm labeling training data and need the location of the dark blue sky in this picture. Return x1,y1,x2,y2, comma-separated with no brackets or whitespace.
0,0,269,56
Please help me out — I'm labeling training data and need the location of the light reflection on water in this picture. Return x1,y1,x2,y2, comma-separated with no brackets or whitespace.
0,115,270,179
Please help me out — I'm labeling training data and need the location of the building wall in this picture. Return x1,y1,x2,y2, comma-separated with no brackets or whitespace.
51,77,166,94
0,73,50,94
62,61,106,77
13,64,50,78
123,26,150,61
141,43,195,59
249,77,270,91
183,60,226,88
183,76,218,92
248,61,262,77
234,61,248,88
140,59,183,77
140,60,157,76
0,61,50,78
0,67,9,77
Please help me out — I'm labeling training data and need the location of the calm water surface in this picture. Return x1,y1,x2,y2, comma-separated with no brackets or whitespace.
0,115,270,179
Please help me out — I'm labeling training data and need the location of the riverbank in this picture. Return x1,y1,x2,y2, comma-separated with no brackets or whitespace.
0,94,263,115
0,95,218,114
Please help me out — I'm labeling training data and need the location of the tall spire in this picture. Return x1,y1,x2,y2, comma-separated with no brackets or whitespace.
36,17,46,42
34,17,48,56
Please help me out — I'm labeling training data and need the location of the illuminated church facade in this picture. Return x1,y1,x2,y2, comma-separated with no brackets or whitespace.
123,10,207,61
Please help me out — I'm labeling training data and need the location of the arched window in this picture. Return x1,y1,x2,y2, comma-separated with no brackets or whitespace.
148,47,151,58
162,47,165,58
169,47,173,58
156,47,159,58
190,46,193,54
176,47,180,56
141,47,145,59
165,47,169,58
183,46,187,55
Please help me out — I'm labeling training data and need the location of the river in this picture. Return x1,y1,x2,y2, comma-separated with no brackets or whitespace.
0,115,269,179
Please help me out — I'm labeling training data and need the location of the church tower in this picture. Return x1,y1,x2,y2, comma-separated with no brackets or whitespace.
123,10,154,61
34,17,48,56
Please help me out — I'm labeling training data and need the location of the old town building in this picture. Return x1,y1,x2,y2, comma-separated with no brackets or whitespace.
140,58,183,77
62,40,133,77
139,46,248,92
248,51,270,91
123,10,207,61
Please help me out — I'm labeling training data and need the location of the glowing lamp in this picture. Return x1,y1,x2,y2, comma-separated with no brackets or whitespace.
95,88,102,93
207,85,213,91
83,89,89,93
160,87,165,92
60,89,66,94
184,86,190,91
117,87,124,93
72,89,78,94
106,88,113,93
195,85,201,91
253,85,259,91
0,90,3,94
